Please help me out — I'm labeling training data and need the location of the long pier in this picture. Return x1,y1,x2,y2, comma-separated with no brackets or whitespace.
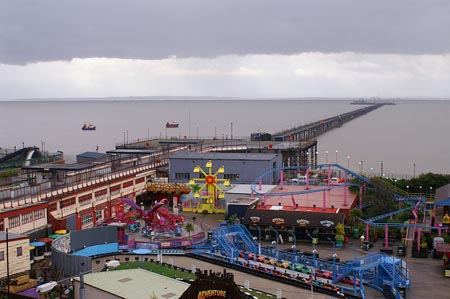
271,104,383,142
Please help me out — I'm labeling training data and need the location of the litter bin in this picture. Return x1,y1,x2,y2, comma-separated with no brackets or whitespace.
397,246,405,257
353,228,360,239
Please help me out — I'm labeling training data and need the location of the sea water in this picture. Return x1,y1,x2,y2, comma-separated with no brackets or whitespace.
1,98,449,177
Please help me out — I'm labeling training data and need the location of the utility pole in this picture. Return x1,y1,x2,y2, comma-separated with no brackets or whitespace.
231,122,233,140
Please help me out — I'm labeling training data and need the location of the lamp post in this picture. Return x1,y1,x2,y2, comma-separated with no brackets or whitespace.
327,238,337,281
291,231,297,262
255,225,262,256
380,160,384,177
306,151,310,168
420,186,422,196
325,151,329,164
335,150,338,164
315,151,319,168
347,156,350,169
270,225,279,256
79,262,86,299
406,185,409,196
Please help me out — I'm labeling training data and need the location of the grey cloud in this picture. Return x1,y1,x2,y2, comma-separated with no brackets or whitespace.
1,0,449,65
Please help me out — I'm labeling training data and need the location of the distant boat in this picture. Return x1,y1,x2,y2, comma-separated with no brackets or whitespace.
166,121,179,128
82,123,96,131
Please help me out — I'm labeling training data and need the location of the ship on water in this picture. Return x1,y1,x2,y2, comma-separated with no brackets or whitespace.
82,123,96,130
166,121,179,128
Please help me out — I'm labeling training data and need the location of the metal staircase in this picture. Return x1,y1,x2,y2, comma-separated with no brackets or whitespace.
211,224,258,258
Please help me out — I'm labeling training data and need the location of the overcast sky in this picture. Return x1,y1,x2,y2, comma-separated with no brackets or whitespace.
1,0,449,99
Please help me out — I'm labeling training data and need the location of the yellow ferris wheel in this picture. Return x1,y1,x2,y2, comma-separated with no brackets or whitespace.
189,160,230,214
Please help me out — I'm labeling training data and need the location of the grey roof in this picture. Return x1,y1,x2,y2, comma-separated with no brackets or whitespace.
169,151,278,161
75,269,189,298
227,197,260,206
0,231,28,242
22,162,96,172
106,149,156,155
226,184,277,195
76,151,108,159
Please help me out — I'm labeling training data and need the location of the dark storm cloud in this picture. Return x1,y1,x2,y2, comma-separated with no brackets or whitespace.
1,0,449,65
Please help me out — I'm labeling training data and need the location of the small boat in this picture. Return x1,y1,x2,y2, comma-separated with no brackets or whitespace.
82,123,96,131
166,121,179,128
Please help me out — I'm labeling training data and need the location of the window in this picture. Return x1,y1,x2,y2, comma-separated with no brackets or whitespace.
95,210,103,221
81,214,93,226
175,173,190,180
0,251,4,261
17,247,23,257
9,215,20,228
224,173,239,181
123,180,133,188
61,197,76,208
22,212,33,224
79,194,93,204
110,185,121,195
95,189,107,197
34,210,44,220
48,202,58,212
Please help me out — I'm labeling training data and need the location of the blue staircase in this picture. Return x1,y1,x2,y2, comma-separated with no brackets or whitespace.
211,224,258,258
380,259,409,288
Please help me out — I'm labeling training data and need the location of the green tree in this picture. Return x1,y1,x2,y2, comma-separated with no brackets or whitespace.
227,213,238,225
349,208,363,226
184,222,195,237
190,184,202,194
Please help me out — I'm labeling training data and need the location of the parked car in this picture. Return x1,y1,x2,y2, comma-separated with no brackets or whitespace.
256,255,265,263
341,276,360,286
295,264,312,274
316,270,333,280
275,259,290,269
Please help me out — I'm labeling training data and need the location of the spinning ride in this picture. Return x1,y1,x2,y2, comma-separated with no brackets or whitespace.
120,198,184,233
188,160,230,214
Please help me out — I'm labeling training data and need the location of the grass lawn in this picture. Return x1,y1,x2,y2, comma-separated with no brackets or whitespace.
114,261,196,280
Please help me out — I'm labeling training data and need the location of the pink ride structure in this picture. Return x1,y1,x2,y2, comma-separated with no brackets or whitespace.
120,198,184,232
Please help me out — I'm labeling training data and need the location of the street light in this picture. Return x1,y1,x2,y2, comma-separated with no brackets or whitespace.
335,150,338,164
291,231,297,262
306,151,310,167
269,225,279,256
406,185,409,196
327,238,337,281
347,156,350,169
255,225,262,255
325,151,329,164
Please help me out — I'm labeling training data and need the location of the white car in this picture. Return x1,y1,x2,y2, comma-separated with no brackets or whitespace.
330,177,341,185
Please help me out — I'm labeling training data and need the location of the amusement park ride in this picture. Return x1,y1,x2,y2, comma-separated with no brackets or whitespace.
119,197,184,233
186,160,230,214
